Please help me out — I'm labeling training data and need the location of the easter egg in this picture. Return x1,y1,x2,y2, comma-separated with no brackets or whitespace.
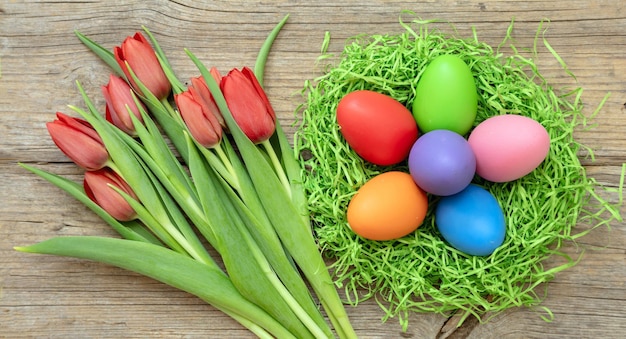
337,90,419,166
468,115,550,182
412,55,478,135
435,184,506,256
347,171,428,241
408,130,476,196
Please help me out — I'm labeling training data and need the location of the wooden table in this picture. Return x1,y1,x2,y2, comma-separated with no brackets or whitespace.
1,1,624,338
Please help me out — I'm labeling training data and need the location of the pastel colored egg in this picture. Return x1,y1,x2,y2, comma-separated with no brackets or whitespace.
435,184,506,256
347,171,428,241
408,130,476,196
412,55,478,135
468,115,550,182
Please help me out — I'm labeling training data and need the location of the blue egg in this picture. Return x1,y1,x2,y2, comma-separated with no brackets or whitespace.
435,184,505,256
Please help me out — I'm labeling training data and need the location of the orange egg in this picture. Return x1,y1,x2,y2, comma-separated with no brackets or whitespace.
346,171,428,241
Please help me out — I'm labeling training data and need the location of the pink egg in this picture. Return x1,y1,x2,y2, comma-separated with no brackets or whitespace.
468,115,550,182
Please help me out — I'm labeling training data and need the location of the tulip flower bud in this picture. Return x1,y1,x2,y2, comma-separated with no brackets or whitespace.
220,67,276,143
102,74,147,135
46,112,109,171
190,71,225,129
114,32,171,100
84,168,138,221
175,89,222,148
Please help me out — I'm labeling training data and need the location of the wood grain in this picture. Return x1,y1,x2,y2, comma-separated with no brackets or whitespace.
1,0,624,338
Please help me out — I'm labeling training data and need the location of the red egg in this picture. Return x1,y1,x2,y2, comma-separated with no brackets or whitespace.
337,90,419,166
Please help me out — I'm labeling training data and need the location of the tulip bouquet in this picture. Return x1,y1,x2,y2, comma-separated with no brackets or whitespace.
17,15,357,339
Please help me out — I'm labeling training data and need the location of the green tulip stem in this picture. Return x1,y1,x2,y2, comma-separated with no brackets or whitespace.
247,235,329,339
197,143,239,191
156,53,185,94
213,141,241,190
260,139,291,198
205,135,335,337
110,186,190,256
160,97,182,121
152,97,237,193
201,168,328,337
222,312,274,339
186,138,318,338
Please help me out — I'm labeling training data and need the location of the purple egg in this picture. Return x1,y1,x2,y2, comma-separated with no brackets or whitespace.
408,130,476,196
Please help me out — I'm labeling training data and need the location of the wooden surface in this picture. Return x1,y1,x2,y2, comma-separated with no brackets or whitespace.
1,1,625,338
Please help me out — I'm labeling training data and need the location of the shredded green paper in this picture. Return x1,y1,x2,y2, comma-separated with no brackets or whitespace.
294,16,623,329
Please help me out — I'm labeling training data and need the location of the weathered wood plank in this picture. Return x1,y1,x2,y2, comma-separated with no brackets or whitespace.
1,0,624,337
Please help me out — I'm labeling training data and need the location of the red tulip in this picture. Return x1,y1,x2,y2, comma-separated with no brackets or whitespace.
84,168,137,221
46,112,109,171
189,70,225,128
220,67,276,143
175,89,222,148
102,74,147,135
114,32,171,100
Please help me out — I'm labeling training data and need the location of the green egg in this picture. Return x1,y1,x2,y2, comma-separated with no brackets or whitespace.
412,55,478,135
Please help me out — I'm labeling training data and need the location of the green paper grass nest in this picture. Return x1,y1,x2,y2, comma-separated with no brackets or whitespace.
294,16,623,328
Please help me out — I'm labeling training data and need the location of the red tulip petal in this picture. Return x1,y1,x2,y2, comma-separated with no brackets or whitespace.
46,115,108,171
175,92,221,148
84,169,136,221
221,68,275,143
